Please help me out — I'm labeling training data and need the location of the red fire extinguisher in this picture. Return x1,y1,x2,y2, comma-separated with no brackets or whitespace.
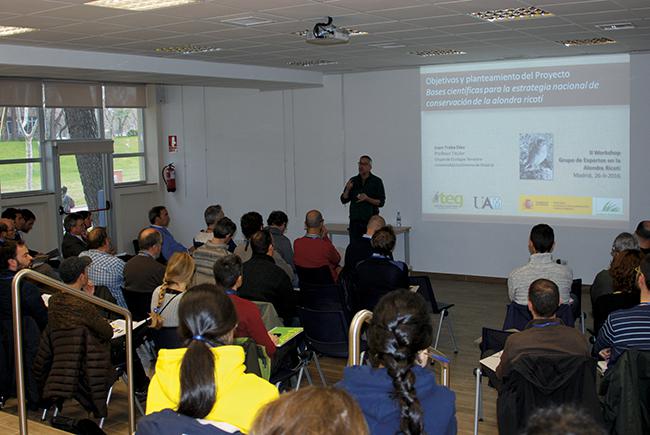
162,163,176,192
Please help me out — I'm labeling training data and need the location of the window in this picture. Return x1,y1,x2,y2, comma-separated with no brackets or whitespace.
104,107,146,184
0,106,43,193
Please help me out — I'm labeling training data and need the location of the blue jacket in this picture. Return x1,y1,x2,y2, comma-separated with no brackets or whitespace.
149,225,187,262
137,409,242,435
338,365,457,435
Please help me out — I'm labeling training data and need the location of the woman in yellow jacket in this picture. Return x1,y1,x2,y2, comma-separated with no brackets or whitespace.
146,284,278,433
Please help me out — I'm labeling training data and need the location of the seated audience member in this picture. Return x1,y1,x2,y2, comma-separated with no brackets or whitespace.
148,206,189,263
594,254,650,368
524,405,606,435
123,228,166,320
150,253,196,330
496,279,590,380
635,220,650,255
61,212,88,258
344,214,385,271
0,241,47,330
266,210,294,271
234,211,294,281
79,227,127,309
508,224,573,305
146,285,278,433
238,230,297,324
17,208,36,237
193,217,236,285
77,210,93,238
33,257,115,417
293,210,341,281
338,289,456,435
590,232,639,307
1,208,23,241
250,386,369,435
194,204,225,247
0,218,15,246
592,249,642,336
352,226,409,311
51,256,112,341
44,257,149,399
213,255,277,358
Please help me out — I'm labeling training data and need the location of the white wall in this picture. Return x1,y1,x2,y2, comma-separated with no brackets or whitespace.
159,53,650,283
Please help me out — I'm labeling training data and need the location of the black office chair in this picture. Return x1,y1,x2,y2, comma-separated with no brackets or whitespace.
296,265,334,286
409,275,458,352
298,306,349,359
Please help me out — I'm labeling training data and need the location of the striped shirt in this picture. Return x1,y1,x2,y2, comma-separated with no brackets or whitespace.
594,303,650,365
508,253,573,305
79,249,127,309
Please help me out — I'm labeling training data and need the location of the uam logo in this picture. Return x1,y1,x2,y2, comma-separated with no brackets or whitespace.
473,196,503,210
432,192,463,209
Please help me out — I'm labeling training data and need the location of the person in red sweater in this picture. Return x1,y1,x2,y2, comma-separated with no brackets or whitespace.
213,254,278,358
293,209,341,281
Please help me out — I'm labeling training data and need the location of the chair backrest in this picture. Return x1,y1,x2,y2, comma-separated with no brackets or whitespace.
296,265,334,286
480,327,514,356
299,283,348,314
151,327,183,350
592,291,639,336
498,354,600,435
409,275,441,313
298,306,349,358
570,278,582,320
503,302,575,331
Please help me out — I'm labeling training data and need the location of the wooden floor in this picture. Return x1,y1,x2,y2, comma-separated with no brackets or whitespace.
1,277,591,434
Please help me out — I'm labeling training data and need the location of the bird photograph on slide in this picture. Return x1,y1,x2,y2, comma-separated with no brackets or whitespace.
519,133,554,180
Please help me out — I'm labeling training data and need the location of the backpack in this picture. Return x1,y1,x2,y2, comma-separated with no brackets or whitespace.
233,337,271,381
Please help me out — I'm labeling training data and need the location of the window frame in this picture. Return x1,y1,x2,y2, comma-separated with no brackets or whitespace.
104,106,147,186
0,106,47,197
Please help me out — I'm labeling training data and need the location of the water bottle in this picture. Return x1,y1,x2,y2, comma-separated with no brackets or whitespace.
396,211,402,227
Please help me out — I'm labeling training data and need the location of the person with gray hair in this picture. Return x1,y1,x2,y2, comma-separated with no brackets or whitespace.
590,232,640,307
193,204,225,248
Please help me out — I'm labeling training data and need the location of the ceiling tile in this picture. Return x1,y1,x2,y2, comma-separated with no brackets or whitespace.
0,14,77,29
370,4,454,20
96,13,187,28
51,21,130,34
108,28,183,41
262,3,357,20
152,3,247,19
33,5,133,20
153,20,229,34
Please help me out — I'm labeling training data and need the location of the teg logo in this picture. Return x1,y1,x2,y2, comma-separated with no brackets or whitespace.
432,192,463,208
473,196,503,210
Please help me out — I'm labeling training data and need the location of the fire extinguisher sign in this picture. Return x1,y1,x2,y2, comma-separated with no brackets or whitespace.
168,135,178,153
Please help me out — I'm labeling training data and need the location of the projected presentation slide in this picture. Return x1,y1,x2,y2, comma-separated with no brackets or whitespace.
420,54,629,222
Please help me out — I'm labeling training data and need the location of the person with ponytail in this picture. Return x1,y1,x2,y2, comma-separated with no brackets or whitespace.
338,289,457,435
150,252,195,329
145,284,278,433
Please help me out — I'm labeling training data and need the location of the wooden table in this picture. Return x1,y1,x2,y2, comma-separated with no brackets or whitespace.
327,223,412,266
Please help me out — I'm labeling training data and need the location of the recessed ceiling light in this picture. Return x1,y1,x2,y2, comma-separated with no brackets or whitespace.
471,6,553,22
155,45,222,54
558,37,616,47
220,16,275,27
287,59,338,67
408,49,466,57
369,42,406,49
85,0,200,11
595,22,636,31
0,26,38,37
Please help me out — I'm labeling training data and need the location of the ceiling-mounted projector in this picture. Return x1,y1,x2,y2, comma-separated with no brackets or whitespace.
306,16,350,45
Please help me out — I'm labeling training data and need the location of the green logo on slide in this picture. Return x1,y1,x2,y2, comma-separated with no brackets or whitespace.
432,192,463,209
